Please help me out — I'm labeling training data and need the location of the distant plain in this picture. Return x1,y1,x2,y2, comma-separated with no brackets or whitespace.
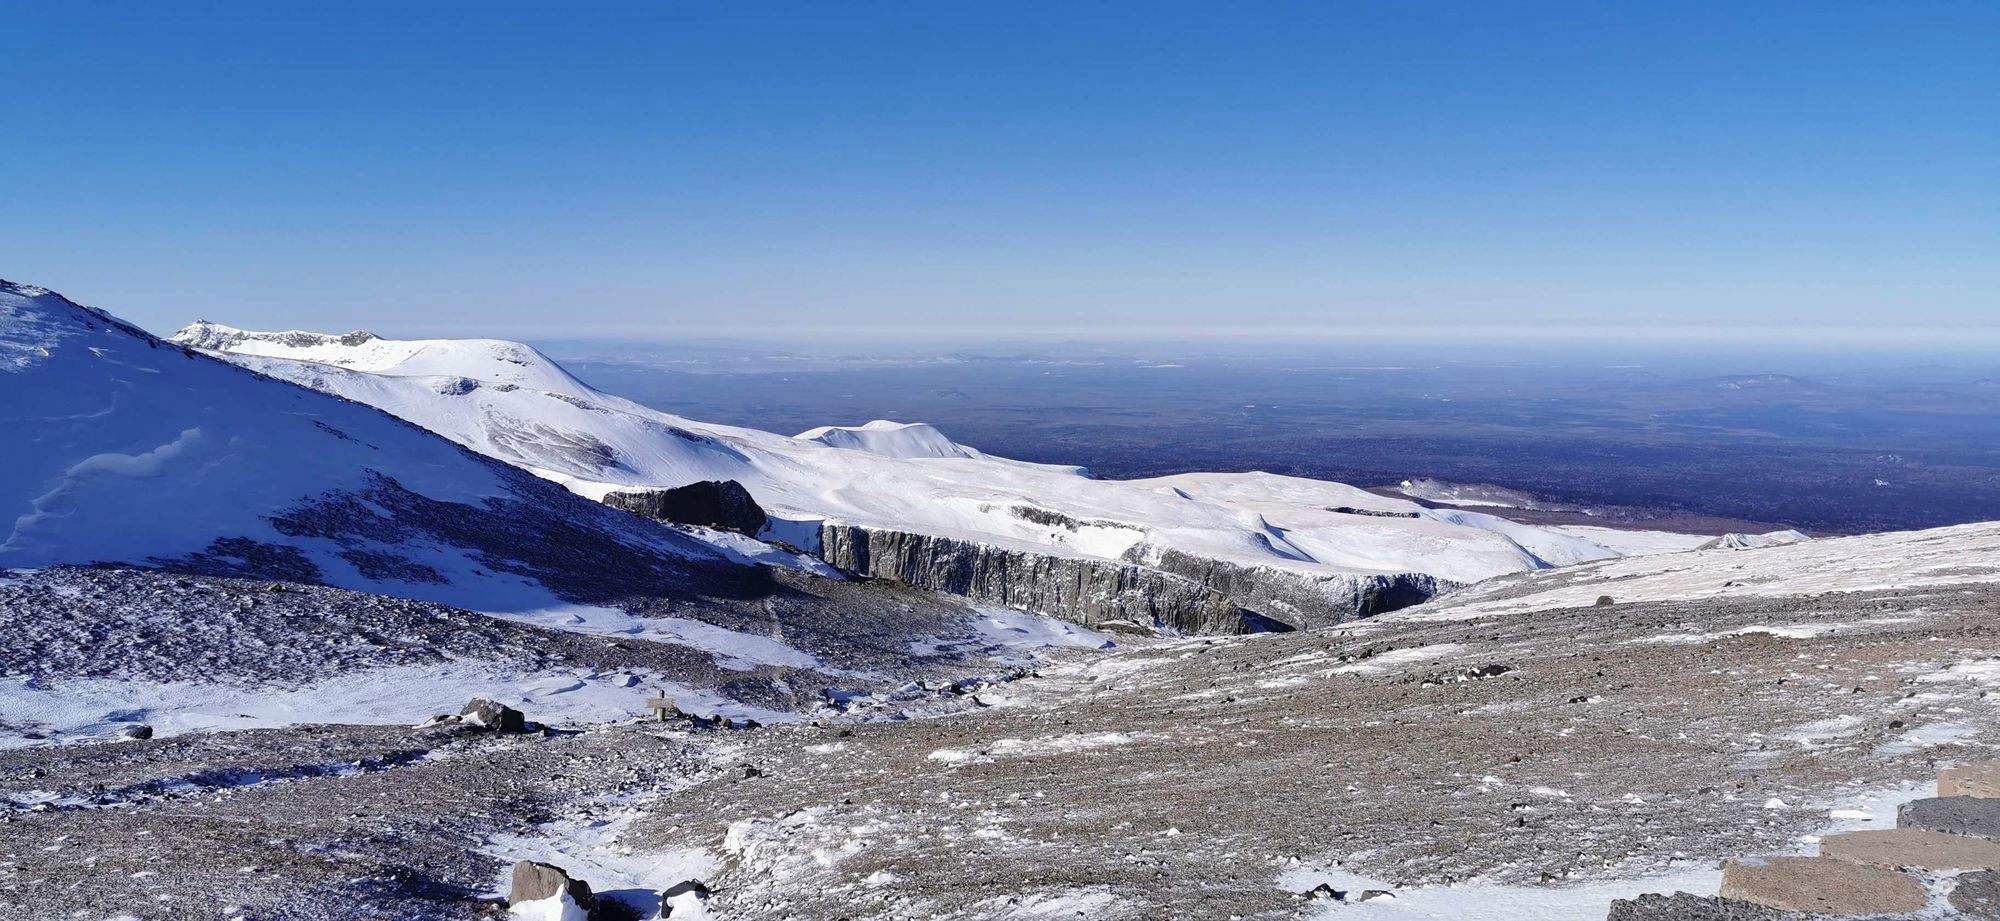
541,338,2000,535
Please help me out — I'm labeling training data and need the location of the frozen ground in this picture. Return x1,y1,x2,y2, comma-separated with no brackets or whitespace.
0,567,1086,747
8,522,2000,919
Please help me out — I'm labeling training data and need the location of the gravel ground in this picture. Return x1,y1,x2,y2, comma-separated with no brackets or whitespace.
7,574,2000,919
619,584,2000,919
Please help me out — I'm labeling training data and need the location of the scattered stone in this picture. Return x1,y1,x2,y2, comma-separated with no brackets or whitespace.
1952,869,2000,918
508,860,596,910
1898,796,2000,839
1819,827,2000,870
117,724,153,741
1421,663,1513,687
1718,856,1926,915
1942,761,2000,799
1595,595,1615,607
459,698,526,734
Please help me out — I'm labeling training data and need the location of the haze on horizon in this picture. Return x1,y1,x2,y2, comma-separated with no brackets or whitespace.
2,2,1994,344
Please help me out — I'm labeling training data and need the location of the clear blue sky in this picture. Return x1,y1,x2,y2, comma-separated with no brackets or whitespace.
2,2,1994,341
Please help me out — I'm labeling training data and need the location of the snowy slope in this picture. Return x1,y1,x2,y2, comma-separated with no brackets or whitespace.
173,322,1709,589
2,282,765,617
796,420,986,460
1409,520,2000,621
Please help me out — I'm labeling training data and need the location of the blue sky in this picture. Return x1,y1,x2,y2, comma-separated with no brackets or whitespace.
2,2,1994,340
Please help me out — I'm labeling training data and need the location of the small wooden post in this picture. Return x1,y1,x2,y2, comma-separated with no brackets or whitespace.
646,692,677,722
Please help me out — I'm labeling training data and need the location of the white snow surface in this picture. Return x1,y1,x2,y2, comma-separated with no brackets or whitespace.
174,322,1713,586
1410,520,2000,621
1280,779,1933,919
795,419,984,460
2,283,550,571
1696,529,1813,550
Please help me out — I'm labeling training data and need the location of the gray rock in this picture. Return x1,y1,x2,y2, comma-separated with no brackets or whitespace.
1898,796,2000,839
508,860,596,910
817,523,1448,634
604,480,768,537
1953,869,2000,918
459,698,526,733
661,878,711,917
1605,892,1813,920
116,724,153,741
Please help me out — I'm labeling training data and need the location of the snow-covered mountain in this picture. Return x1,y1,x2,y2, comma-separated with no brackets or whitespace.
1,283,777,613
1,280,1129,743
172,320,1707,627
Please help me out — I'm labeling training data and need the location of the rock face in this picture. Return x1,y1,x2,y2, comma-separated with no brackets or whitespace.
815,523,1446,635
604,480,769,537
1141,546,1446,625
508,860,595,911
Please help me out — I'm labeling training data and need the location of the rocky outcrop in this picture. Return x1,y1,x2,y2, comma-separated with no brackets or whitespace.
815,523,1450,635
508,860,596,916
604,480,769,536
818,524,1252,634
1141,546,1448,627
458,698,526,733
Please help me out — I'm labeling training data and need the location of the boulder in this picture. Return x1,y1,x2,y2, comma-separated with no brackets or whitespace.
117,724,154,741
1718,856,1927,915
1943,761,2000,799
1899,796,2000,839
661,879,711,917
1819,827,2000,870
1953,870,2000,918
508,860,596,910
603,480,768,537
460,698,526,733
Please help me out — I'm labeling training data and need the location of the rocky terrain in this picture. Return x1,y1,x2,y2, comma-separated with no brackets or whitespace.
5,525,1999,919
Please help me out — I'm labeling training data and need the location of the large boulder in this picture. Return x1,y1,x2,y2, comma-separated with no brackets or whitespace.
603,480,768,537
509,860,596,918
460,697,526,733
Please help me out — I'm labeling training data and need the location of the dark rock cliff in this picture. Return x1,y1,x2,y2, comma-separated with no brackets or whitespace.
816,523,1451,635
